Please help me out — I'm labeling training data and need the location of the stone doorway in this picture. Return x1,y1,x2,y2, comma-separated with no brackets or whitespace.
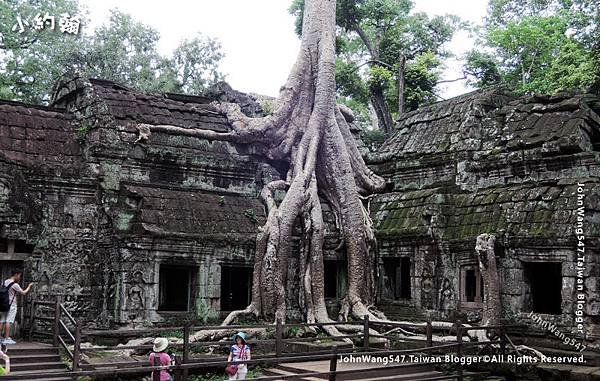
459,264,484,309
0,238,29,338
523,262,562,314
382,257,411,300
324,259,347,300
158,265,195,312
0,261,23,284
220,266,252,311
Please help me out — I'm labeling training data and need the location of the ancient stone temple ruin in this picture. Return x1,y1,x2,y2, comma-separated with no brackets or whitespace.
0,74,598,336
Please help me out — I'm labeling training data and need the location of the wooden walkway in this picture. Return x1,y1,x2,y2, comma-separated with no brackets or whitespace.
264,359,456,380
2,341,71,380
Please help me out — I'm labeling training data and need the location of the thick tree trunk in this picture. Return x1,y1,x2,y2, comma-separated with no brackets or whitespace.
370,87,395,135
474,233,502,341
475,233,501,326
137,0,386,327
398,54,406,116
351,22,395,136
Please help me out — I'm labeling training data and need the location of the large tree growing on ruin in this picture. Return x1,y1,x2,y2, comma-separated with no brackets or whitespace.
138,0,387,329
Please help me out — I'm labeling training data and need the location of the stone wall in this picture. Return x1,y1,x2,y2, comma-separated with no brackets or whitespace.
0,74,277,328
369,89,600,336
0,75,598,337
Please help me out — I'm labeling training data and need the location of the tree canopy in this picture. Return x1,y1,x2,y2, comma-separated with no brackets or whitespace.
290,0,461,134
465,0,599,95
0,1,224,104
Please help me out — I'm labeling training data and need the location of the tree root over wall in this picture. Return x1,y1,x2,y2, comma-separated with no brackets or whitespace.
130,1,545,362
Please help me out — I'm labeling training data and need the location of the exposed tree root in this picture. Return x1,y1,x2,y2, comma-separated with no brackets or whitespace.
133,0,389,336
132,0,526,357
189,328,268,344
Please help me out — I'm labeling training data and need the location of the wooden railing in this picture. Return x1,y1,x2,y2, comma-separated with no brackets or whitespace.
17,302,527,381
23,298,82,371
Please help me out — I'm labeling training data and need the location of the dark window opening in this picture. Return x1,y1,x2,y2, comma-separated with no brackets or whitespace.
14,240,34,253
480,275,484,303
399,257,411,299
465,269,476,302
159,265,193,311
460,265,483,309
221,266,252,311
523,262,562,314
324,260,338,299
324,260,347,300
0,261,24,285
0,239,34,254
382,257,411,300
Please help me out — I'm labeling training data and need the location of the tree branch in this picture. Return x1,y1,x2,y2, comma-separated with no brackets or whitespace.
356,59,393,70
436,76,467,84
351,22,379,58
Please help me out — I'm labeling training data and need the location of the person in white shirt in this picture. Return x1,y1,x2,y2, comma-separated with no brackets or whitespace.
0,270,33,345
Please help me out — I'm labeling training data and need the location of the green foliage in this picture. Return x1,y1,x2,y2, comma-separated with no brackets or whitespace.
465,0,599,95
243,208,258,223
161,329,184,339
399,51,442,111
464,51,502,88
361,128,386,152
218,196,225,206
171,34,224,94
188,373,228,381
83,10,171,93
337,94,371,131
287,325,301,336
259,98,276,116
76,125,90,137
367,64,395,91
261,327,275,339
546,39,598,91
187,366,263,381
82,10,224,95
291,0,460,130
0,0,84,104
336,0,461,116
247,366,264,379
336,58,369,104
0,3,224,104
288,0,305,36
315,331,334,343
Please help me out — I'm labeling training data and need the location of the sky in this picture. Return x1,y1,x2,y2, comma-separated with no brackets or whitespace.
81,0,489,99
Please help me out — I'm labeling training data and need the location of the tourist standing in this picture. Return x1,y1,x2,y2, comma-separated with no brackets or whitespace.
149,337,172,381
226,332,250,380
0,270,33,345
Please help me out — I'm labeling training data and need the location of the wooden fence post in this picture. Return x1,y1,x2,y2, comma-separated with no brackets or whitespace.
53,299,60,347
456,320,463,381
72,322,81,371
426,319,433,348
173,355,183,381
275,318,283,358
183,324,190,380
329,345,338,381
363,314,370,352
153,355,161,381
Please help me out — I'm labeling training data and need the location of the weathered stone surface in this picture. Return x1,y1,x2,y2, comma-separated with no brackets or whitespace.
370,89,600,336
1,75,598,339
1,73,270,327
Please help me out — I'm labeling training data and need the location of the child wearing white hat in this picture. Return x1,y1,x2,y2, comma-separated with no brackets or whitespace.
149,337,172,381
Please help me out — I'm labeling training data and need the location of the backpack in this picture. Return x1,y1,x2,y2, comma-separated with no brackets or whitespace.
0,282,16,312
